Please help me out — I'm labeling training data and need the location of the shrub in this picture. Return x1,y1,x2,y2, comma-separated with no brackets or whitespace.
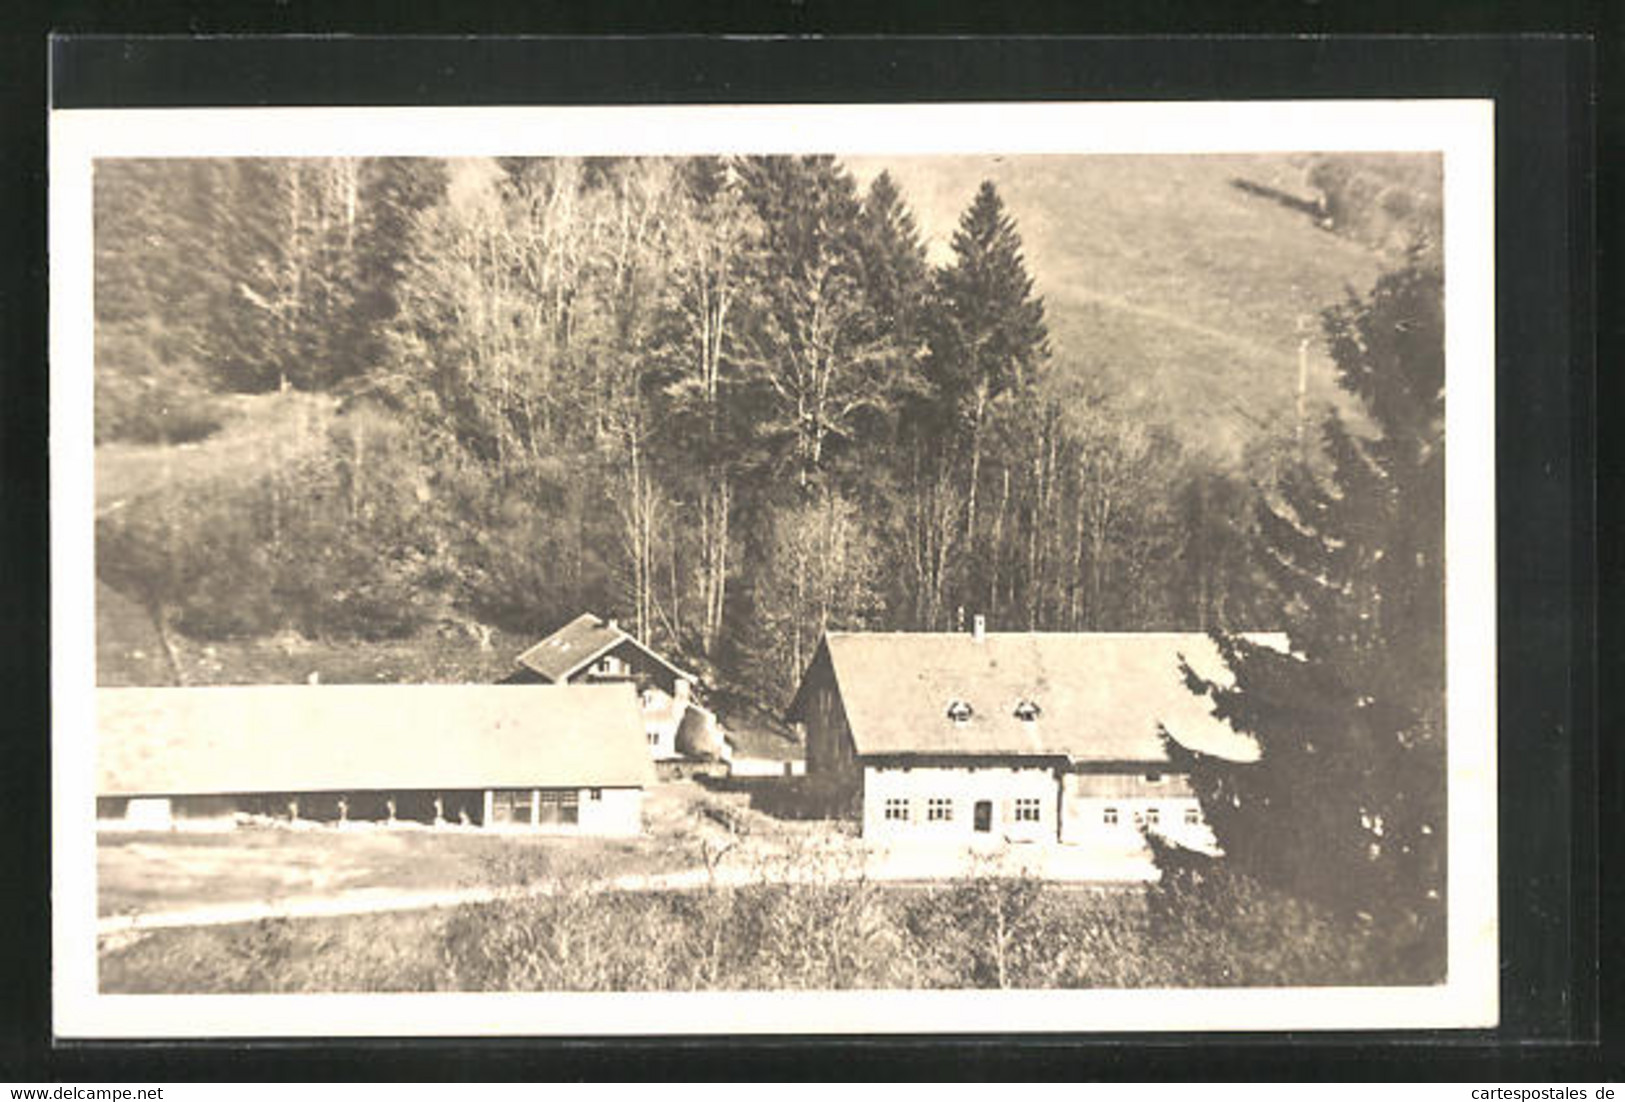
1138,847,1432,986
95,325,227,445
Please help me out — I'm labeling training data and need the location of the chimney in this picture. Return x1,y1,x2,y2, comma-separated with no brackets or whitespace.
972,614,986,642
607,617,620,633
674,677,692,703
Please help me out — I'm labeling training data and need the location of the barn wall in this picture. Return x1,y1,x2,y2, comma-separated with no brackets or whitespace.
577,786,643,836
861,764,1059,843
1058,776,1211,850
94,786,650,835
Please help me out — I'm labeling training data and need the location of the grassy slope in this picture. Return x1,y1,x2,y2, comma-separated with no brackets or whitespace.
95,390,336,515
850,153,1387,459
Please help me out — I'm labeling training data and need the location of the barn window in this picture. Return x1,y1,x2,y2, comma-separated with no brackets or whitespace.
1014,798,1041,822
927,797,954,822
490,789,534,826
1184,807,1200,825
945,699,973,724
1103,807,1119,825
537,790,580,826
884,798,910,822
1013,699,1042,722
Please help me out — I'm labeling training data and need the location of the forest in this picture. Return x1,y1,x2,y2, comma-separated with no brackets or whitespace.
93,152,1438,712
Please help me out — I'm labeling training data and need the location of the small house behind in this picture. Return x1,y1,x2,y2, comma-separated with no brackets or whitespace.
96,682,655,835
506,613,729,762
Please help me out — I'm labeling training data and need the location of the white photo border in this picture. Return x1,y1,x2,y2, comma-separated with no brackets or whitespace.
49,100,1497,1038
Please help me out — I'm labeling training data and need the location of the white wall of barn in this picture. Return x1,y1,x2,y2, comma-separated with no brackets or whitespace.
576,786,643,836
96,787,646,836
862,764,1058,843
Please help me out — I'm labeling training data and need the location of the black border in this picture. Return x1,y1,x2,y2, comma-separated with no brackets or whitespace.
3,33,1608,1080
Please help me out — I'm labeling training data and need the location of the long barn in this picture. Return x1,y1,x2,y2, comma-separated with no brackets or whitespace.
96,682,654,835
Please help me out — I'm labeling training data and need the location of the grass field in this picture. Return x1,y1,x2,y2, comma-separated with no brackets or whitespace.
97,781,847,919
97,861,1410,993
97,825,683,919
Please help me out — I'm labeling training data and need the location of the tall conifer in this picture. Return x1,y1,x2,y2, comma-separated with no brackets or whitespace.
1164,259,1447,972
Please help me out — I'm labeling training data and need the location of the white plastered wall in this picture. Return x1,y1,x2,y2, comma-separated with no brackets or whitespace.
1060,793,1215,852
862,764,1058,843
576,786,644,836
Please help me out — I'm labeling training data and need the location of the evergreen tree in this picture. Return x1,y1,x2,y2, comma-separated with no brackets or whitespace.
929,182,1049,413
856,170,930,358
1164,259,1446,976
924,180,1049,618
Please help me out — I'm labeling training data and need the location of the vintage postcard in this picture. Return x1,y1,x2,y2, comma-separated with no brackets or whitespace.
50,101,1497,1036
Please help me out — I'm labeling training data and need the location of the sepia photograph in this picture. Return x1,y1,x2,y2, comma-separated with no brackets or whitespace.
49,102,1497,1035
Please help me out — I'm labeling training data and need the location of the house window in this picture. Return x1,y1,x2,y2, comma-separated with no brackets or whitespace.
1103,807,1119,825
1184,807,1200,826
647,730,661,746
589,788,603,802
1014,797,1041,822
884,798,910,822
1146,807,1161,826
1013,699,1042,722
945,700,973,724
1145,772,1164,784
927,797,954,822
597,657,616,674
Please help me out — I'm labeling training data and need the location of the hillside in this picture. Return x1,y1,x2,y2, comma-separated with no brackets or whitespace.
89,152,1429,697
848,153,1390,458
96,390,337,517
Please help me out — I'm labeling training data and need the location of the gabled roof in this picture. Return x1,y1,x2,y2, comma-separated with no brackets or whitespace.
97,683,656,796
789,631,1283,764
513,613,696,684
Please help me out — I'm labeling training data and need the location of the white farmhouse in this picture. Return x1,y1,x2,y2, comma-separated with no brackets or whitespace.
788,621,1278,854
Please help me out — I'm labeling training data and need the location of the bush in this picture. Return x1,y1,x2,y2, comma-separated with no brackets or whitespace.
1141,843,1440,986
96,325,227,445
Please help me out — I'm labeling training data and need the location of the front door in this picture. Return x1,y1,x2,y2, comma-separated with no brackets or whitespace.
973,800,993,833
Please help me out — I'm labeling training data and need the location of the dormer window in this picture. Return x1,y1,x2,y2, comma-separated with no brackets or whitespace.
945,699,974,724
1013,699,1042,722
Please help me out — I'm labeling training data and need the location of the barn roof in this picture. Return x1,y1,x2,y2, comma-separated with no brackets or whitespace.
512,613,696,684
96,683,656,796
789,631,1283,764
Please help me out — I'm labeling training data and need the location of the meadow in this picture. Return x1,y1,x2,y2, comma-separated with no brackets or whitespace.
99,860,1412,994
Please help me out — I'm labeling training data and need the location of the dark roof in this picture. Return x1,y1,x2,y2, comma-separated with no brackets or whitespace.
97,683,656,796
513,613,696,684
790,631,1282,763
